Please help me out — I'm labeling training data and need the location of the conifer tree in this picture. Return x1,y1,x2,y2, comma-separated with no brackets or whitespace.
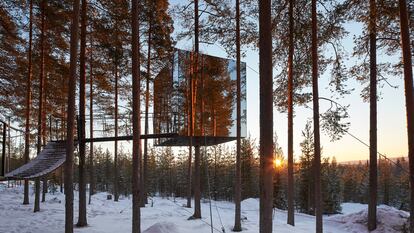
297,121,315,214
322,157,342,214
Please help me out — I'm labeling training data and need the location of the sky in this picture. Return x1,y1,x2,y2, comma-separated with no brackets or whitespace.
170,0,409,162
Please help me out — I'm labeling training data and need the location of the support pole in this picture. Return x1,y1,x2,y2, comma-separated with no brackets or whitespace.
34,178,40,212
2,123,6,177
192,145,201,219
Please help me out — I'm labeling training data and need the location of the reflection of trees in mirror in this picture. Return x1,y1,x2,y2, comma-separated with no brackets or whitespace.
153,49,246,140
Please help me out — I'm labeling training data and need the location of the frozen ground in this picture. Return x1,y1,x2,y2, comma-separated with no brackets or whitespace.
0,184,409,233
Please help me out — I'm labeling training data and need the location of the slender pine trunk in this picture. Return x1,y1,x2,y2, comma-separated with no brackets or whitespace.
77,0,88,226
311,0,322,232
65,0,81,231
368,0,377,230
287,0,295,226
23,0,33,206
114,62,119,202
259,0,274,232
35,0,46,212
42,178,47,202
398,0,414,231
192,145,201,218
34,178,40,212
131,0,141,231
233,0,242,230
191,0,200,218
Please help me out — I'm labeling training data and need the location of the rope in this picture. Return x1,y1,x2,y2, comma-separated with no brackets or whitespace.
304,104,410,175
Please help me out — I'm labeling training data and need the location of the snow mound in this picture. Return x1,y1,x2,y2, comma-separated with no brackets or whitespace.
241,198,259,211
341,203,367,215
143,222,179,233
328,205,409,233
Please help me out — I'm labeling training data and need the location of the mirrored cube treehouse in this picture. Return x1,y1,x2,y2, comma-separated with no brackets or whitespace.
154,49,247,146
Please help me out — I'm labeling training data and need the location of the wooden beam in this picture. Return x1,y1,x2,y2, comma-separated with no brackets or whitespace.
82,133,178,143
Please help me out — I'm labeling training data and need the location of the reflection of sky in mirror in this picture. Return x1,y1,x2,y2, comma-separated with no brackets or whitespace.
227,59,247,138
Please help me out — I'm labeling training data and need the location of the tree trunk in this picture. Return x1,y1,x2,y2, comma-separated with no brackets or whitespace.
65,0,81,231
311,0,322,232
368,0,377,230
7,117,11,188
259,0,274,232
186,6,198,210
42,83,47,203
187,4,198,209
42,178,47,202
143,22,152,206
88,30,94,205
23,0,33,205
131,0,141,231
287,0,295,226
77,0,88,227
35,0,46,212
398,0,414,231
192,145,201,219
60,166,63,193
114,62,119,202
42,53,48,203
233,0,242,230
34,178,40,212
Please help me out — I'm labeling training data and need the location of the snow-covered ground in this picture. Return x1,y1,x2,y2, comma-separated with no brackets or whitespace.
0,184,409,233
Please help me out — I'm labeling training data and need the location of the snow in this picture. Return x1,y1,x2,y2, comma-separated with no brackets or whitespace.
0,185,409,233
340,202,367,215
328,205,409,233
142,222,179,233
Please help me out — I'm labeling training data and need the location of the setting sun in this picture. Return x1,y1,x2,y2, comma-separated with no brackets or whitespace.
274,158,283,168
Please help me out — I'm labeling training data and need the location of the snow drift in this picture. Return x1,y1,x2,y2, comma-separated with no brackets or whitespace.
143,222,179,233
328,205,409,233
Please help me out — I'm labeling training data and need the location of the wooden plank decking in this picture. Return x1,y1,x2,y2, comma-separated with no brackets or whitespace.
5,141,66,179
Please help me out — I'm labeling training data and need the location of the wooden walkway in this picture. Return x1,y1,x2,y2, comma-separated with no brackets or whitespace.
5,141,66,179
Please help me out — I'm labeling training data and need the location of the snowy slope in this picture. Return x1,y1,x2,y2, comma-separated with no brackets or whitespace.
0,185,409,233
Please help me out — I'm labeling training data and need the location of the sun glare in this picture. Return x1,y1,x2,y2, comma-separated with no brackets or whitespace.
274,158,282,168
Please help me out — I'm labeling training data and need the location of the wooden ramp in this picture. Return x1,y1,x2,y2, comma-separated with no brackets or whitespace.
5,141,66,179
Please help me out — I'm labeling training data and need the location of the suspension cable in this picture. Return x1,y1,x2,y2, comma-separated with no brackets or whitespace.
304,104,409,174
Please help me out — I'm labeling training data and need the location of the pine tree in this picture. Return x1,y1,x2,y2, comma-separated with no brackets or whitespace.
297,121,315,214
322,157,342,214
241,137,258,199
273,135,287,210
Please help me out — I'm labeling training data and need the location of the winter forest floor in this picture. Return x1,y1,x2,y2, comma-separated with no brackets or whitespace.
0,184,409,233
